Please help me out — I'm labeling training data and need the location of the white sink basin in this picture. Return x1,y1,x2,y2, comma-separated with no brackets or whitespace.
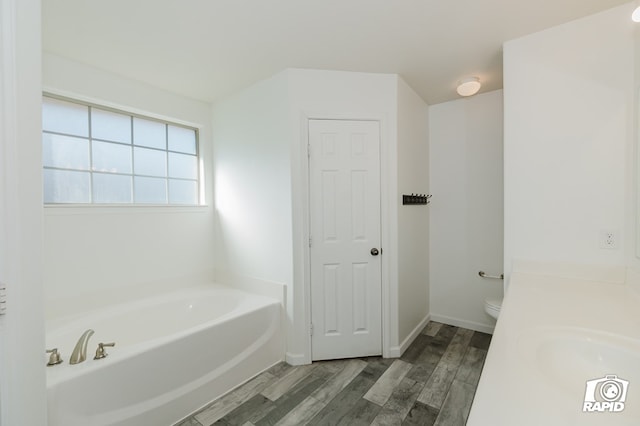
518,327,640,396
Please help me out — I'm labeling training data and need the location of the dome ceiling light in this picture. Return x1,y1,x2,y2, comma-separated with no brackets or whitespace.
456,77,481,97
633,5,640,22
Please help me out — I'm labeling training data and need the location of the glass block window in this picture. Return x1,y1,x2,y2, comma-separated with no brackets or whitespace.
42,95,200,205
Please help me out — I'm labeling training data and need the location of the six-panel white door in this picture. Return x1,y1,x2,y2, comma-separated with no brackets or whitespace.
308,119,382,361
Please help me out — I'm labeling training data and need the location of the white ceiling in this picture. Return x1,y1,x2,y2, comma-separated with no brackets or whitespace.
43,0,631,105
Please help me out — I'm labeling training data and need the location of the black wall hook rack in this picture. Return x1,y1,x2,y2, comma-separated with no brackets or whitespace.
402,194,432,205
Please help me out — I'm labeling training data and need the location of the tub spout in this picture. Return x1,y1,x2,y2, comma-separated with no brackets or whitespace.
69,329,94,365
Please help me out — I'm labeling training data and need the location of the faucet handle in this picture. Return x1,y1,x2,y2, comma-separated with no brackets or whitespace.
46,348,63,366
94,342,115,360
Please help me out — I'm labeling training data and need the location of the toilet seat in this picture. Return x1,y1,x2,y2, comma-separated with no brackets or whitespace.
484,298,502,320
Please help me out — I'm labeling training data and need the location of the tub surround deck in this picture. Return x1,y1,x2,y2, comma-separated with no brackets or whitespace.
468,262,640,425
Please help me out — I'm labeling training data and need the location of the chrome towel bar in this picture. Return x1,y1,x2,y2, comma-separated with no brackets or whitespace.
478,271,504,280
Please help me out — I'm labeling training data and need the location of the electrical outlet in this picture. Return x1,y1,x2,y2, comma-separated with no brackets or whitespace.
599,230,618,250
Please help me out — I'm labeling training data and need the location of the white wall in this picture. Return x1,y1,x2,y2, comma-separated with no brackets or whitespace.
214,69,430,362
212,71,292,343
212,72,291,281
0,0,47,423
632,14,640,270
397,78,430,344
287,69,400,361
429,90,504,333
503,4,635,282
42,53,216,318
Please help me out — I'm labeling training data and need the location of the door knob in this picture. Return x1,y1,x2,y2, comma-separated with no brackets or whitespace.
370,248,379,256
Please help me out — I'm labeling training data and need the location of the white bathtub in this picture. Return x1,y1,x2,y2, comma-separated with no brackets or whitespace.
45,285,284,426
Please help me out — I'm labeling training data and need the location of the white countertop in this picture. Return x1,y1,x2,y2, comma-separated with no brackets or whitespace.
468,268,640,425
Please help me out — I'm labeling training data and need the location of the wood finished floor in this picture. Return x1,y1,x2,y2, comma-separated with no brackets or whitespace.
176,322,491,426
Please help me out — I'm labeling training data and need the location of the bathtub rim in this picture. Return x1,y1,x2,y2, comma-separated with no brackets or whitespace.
45,284,282,388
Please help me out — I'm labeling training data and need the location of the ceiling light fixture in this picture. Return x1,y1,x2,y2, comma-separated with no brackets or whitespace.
633,5,640,22
456,77,481,97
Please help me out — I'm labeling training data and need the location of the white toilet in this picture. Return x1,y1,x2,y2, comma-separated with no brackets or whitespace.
484,298,502,320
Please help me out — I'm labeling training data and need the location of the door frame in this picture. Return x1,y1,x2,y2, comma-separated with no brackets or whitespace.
0,0,47,423
296,112,394,364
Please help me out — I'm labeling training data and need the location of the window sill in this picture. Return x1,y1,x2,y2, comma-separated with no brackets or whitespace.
44,203,211,215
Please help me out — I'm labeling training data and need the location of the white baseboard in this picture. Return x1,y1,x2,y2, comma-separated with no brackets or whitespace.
388,313,431,358
285,352,309,366
387,346,401,358
430,313,495,334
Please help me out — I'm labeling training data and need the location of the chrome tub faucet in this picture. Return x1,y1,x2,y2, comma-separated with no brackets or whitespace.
69,329,94,365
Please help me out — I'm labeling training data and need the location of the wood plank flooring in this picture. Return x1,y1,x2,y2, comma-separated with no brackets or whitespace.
175,322,491,426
